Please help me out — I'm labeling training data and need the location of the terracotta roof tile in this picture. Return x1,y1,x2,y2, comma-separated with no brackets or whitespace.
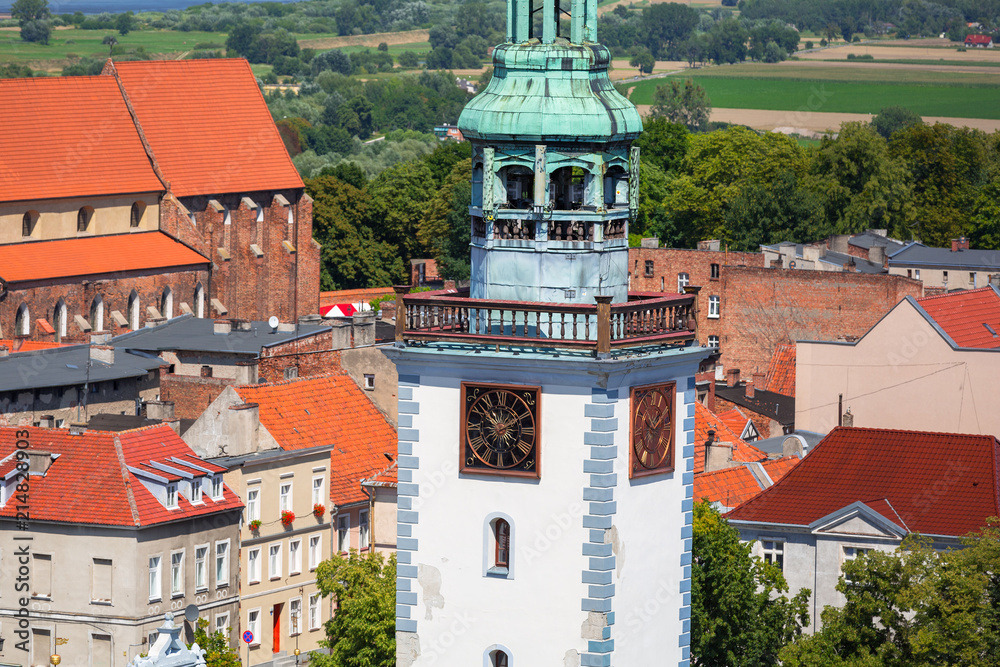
917,287,1000,349
0,232,209,283
764,343,796,397
234,374,396,506
695,456,799,509
0,339,66,352
0,76,163,202
320,288,395,308
693,402,767,474
112,60,303,197
726,427,1000,536
0,425,241,527
715,407,751,441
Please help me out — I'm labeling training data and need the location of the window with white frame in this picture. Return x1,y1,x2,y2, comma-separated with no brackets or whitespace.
148,555,162,600
289,597,302,635
760,539,784,571
166,484,178,509
289,539,302,574
708,335,719,347
247,609,260,645
195,546,208,591
312,477,324,507
842,546,872,585
677,273,690,292
309,592,322,630
309,535,322,570
170,551,184,596
215,540,229,588
338,515,349,552
708,295,720,318
248,547,261,584
246,488,259,522
211,476,223,500
191,480,203,504
214,612,230,635
359,510,370,550
269,543,282,579
279,482,292,512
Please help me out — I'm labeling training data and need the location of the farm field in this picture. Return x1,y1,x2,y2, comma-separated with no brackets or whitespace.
610,58,687,80
0,27,226,66
799,43,1000,62
298,29,429,50
629,65,1000,120
336,41,431,57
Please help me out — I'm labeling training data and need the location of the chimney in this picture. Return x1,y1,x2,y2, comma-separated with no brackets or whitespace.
145,400,175,421
841,408,854,427
276,322,296,333
746,381,755,399
330,319,352,350
752,371,766,395
90,332,111,345
213,319,232,335
233,319,252,332
352,311,375,348
38,415,54,428
769,258,783,269
0,345,8,358
200,365,213,378
704,431,735,473
235,359,258,385
68,423,87,436
27,450,55,475
443,279,457,291
782,435,804,458
640,238,660,249
951,237,969,252
227,402,261,455
707,378,716,412
828,234,850,253
868,245,885,267
163,418,181,435
144,317,166,329
90,344,115,365
726,368,741,387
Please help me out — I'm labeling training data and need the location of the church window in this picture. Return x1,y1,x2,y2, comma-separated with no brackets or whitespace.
130,202,145,228
490,649,510,667
90,295,104,332
22,210,38,237
485,514,515,578
77,206,93,233
495,519,510,568
128,291,140,330
161,287,173,320
15,303,29,336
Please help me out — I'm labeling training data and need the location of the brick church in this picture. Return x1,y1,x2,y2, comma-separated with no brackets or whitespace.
0,59,319,342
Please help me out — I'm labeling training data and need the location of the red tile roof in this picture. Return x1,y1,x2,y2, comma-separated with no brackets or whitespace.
0,232,209,283
112,60,303,197
0,339,66,352
726,427,1000,537
966,34,993,45
764,343,796,397
0,76,164,203
917,287,1000,349
693,401,767,474
715,407,751,441
234,374,396,506
695,456,799,509
320,288,396,308
0,425,241,527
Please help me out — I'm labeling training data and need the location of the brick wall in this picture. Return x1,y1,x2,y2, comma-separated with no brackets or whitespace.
160,373,234,421
258,331,342,383
0,267,208,341
627,247,766,347
160,188,320,323
718,266,923,375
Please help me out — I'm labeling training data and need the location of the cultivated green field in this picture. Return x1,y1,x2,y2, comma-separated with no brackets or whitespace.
0,28,227,64
629,75,1000,119
338,41,431,56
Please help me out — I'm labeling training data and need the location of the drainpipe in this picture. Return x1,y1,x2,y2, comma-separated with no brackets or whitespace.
362,484,375,554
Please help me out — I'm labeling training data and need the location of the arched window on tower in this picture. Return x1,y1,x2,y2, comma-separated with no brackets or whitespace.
15,303,29,336
22,210,38,238
485,514,514,578
90,295,104,332
54,299,67,342
495,519,510,569
604,166,628,209
128,291,140,330
501,166,534,209
194,283,205,319
161,287,173,320
549,166,588,210
77,206,94,233
489,649,510,667
130,201,146,228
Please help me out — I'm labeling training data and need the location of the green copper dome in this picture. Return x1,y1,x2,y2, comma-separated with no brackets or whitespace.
458,40,642,144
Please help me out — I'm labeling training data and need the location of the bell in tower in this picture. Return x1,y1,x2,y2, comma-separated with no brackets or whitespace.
387,1,707,665
458,0,642,305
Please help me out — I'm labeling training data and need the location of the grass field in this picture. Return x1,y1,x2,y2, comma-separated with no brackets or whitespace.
681,62,1000,84
0,28,227,64
628,75,1000,119
337,41,431,57
818,58,1000,68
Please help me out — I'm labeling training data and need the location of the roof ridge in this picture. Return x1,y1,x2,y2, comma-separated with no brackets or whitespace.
112,433,142,527
918,286,997,302
105,58,170,194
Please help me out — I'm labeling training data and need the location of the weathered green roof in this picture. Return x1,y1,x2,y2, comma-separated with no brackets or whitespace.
458,41,642,144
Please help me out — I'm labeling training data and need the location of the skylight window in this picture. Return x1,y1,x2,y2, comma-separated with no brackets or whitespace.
985,323,998,337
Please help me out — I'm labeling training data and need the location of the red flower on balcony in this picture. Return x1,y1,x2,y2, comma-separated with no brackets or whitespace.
249,519,261,532
280,510,295,527
313,503,326,517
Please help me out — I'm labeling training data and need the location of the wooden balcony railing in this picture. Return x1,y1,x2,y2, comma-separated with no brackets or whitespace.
393,287,698,355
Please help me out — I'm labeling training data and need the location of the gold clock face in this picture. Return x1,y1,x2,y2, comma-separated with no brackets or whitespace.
631,383,675,477
462,384,539,476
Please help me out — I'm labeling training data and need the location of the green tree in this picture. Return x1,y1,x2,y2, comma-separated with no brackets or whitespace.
189,618,241,667
708,18,749,64
641,2,699,59
397,50,420,68
727,170,832,251
419,158,472,280
634,117,689,174
225,20,261,58
366,160,437,261
115,10,135,36
11,0,49,23
19,19,50,44
693,500,810,666
871,106,923,140
650,79,712,132
311,550,396,667
629,47,656,75
968,179,1000,249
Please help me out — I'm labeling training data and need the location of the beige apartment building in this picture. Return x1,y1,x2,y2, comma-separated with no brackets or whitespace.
183,373,397,665
797,286,1000,435
0,424,242,667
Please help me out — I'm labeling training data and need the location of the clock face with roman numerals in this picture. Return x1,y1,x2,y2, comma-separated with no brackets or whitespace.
630,382,675,478
461,383,539,477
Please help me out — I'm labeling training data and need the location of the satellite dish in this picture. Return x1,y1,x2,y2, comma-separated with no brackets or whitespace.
268,315,279,330
184,604,200,623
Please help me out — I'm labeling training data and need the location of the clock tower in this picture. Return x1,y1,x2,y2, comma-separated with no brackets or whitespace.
386,1,708,665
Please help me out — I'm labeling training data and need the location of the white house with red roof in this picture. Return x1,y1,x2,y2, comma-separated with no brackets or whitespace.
797,286,1000,436
0,424,242,666
726,426,1000,632
181,373,397,664
965,34,994,47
